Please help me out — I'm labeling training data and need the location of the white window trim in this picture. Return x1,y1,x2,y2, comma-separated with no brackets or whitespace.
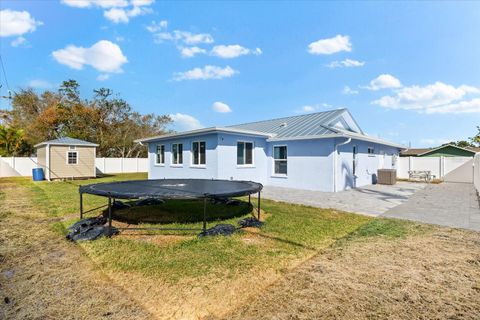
191,141,206,167
272,145,288,177
171,142,184,167
236,140,255,168
66,150,78,165
155,144,165,166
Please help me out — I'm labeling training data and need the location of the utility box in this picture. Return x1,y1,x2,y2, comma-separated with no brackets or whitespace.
377,169,397,185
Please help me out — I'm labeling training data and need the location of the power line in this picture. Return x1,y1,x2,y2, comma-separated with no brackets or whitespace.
0,54,11,92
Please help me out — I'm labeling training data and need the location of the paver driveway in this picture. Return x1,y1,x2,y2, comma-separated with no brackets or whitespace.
261,182,425,216
383,182,480,231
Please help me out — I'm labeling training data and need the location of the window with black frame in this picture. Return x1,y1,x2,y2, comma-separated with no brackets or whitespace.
192,141,206,165
237,141,253,165
172,143,183,165
273,146,287,175
155,144,165,164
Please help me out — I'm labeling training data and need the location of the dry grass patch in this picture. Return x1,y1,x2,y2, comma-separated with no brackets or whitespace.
221,221,480,320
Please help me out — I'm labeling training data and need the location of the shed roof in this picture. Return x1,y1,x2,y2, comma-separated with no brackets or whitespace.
34,137,99,148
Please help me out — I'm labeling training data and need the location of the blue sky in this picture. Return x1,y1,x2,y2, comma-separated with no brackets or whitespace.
1,1,479,147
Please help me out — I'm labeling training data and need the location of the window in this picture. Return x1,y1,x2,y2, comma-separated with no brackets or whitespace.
155,144,165,165
172,143,183,165
367,147,375,155
67,151,78,165
273,146,287,175
352,146,357,175
192,141,206,165
237,141,254,165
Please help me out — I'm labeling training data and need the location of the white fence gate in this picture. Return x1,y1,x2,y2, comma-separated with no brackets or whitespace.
0,156,148,177
474,153,480,194
397,156,474,183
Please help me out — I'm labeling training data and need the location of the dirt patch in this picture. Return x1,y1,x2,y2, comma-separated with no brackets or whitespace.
0,180,152,320
220,227,480,320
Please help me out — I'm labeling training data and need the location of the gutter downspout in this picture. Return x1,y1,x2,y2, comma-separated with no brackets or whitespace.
333,137,351,192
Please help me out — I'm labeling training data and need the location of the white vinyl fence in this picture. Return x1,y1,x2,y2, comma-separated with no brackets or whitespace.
397,156,473,182
474,153,480,194
0,156,148,177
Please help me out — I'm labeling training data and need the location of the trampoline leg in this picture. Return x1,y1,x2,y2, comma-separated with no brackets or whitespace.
108,196,112,232
257,191,261,220
79,191,83,219
203,197,207,232
248,194,251,205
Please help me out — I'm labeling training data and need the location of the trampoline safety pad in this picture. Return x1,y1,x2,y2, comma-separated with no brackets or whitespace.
79,179,262,199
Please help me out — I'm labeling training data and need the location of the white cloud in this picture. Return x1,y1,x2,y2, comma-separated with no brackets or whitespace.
0,9,43,37
364,74,402,90
104,8,129,23
131,0,154,6
295,103,338,114
173,65,238,81
210,45,262,58
61,0,129,8
372,81,480,114
11,36,27,47
308,35,351,55
52,40,128,73
327,58,365,68
146,20,168,32
342,86,359,95
150,29,214,45
179,46,206,58
62,0,153,23
97,74,110,81
104,5,152,23
170,113,203,131
212,101,232,113
27,79,55,89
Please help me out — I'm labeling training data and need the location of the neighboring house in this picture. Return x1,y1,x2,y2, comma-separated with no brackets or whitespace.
35,137,98,181
400,144,480,157
136,109,403,192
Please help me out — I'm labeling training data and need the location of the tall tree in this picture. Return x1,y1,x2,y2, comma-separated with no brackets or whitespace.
1,80,171,157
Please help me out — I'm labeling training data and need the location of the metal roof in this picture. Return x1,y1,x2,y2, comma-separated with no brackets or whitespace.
227,108,345,138
34,137,99,148
136,108,404,148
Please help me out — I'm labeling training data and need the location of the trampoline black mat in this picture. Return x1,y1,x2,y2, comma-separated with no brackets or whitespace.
79,179,263,199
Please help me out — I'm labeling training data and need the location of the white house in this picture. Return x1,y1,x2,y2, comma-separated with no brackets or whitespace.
136,109,403,192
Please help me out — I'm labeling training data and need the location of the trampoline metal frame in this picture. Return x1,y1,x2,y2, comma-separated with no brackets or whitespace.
79,188,261,234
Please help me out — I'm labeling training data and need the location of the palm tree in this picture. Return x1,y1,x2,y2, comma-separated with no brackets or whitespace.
0,125,27,156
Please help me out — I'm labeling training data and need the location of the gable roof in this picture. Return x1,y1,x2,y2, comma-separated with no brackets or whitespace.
227,108,356,138
136,108,403,148
34,137,99,148
418,144,479,156
400,144,480,156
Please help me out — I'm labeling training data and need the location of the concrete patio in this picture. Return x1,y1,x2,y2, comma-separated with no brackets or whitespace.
383,182,480,231
261,182,425,216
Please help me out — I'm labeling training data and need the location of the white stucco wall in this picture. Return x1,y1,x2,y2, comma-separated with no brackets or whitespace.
146,134,400,192
148,133,219,180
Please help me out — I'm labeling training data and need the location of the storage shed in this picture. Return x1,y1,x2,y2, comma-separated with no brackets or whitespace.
34,137,98,181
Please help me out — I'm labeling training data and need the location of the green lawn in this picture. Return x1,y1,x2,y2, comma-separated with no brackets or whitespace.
25,174,415,283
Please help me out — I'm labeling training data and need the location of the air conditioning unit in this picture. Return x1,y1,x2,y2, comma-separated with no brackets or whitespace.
377,169,397,185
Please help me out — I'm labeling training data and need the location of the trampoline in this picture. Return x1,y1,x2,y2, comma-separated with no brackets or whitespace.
79,179,263,233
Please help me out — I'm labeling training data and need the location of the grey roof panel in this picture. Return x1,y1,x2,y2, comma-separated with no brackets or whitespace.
35,137,98,147
227,109,345,138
